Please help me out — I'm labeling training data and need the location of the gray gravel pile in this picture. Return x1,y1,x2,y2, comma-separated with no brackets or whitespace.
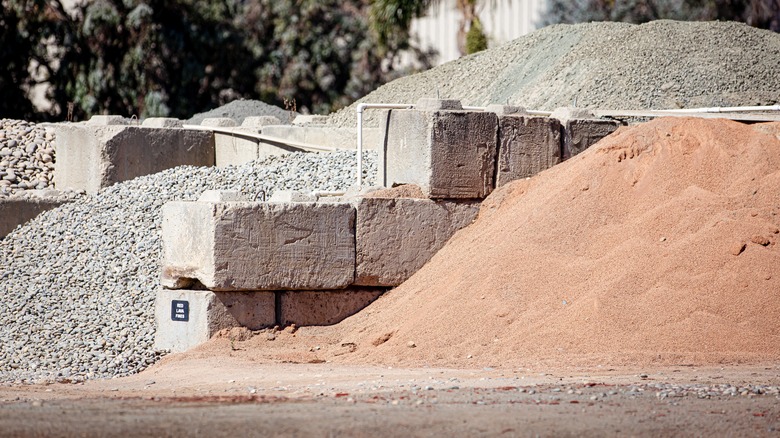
187,99,299,125
0,151,376,384
329,20,780,128
0,120,57,196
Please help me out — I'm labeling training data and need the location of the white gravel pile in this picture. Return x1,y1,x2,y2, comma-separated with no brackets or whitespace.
0,151,376,383
329,20,780,128
187,99,298,125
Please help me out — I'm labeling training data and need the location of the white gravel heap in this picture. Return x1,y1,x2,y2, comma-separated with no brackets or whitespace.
0,151,376,384
0,120,56,196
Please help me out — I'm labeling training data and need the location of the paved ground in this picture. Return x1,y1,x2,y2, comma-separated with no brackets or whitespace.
1,359,779,437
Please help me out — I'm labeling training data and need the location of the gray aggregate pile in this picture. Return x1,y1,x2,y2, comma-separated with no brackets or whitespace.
187,99,298,125
0,151,376,384
0,120,56,196
329,20,780,128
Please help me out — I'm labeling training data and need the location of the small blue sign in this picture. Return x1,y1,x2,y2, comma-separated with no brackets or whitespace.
171,300,189,322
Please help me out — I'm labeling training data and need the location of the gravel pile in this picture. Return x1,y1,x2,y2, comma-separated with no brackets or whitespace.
329,20,780,128
0,120,56,196
0,151,376,384
187,99,298,125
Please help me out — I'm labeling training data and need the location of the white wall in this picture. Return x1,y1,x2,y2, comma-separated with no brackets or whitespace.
410,0,547,65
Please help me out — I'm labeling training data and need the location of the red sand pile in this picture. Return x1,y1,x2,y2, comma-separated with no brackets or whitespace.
196,117,780,368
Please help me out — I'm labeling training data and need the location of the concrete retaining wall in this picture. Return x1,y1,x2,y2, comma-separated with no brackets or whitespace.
0,193,71,238
496,115,561,187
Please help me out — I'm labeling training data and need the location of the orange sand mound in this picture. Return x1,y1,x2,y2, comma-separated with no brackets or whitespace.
329,117,780,368
194,117,780,369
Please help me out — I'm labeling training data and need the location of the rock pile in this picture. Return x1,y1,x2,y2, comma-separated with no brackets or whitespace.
0,120,56,196
187,99,298,125
0,151,376,383
329,20,780,128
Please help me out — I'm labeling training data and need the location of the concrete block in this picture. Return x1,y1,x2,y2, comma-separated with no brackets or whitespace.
162,201,355,291
261,125,383,151
198,190,250,202
380,104,498,198
415,99,463,111
278,288,385,326
268,190,317,203
142,118,183,128
551,109,620,160
201,117,237,127
495,115,561,186
87,115,128,126
0,194,70,238
242,116,282,130
292,115,329,126
355,197,479,286
54,125,215,194
154,288,275,353
485,104,527,116
214,132,262,167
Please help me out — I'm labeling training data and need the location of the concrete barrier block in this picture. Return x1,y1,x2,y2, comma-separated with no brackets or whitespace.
154,288,275,353
198,190,250,202
261,125,383,151
54,125,214,193
242,116,282,130
162,201,355,291
214,133,261,167
292,115,329,126
355,196,479,286
87,115,128,126
0,194,70,238
550,109,620,160
201,117,237,127
381,103,498,198
142,118,183,128
278,288,385,326
268,190,317,203
496,115,561,186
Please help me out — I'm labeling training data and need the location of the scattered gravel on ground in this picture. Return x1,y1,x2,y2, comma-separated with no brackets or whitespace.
0,151,376,384
0,120,57,196
187,99,299,125
329,20,780,128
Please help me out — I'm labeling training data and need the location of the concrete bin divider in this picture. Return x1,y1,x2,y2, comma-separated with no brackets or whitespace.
161,200,356,291
379,99,498,199
0,192,72,238
551,108,621,160
495,114,562,187
153,288,276,353
53,124,214,194
354,196,480,287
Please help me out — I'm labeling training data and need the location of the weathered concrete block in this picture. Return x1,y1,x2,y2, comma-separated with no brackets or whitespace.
87,115,128,126
198,190,250,203
142,117,183,128
261,125,383,151
278,288,385,326
268,190,317,203
292,115,329,126
355,196,479,286
214,133,261,167
0,194,70,238
242,116,282,130
201,117,237,127
53,125,214,193
495,115,561,186
551,109,620,160
380,103,498,198
154,288,275,353
162,201,355,291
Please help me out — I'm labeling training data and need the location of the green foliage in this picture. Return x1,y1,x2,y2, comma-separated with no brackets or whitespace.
465,16,488,54
541,0,780,31
0,0,432,121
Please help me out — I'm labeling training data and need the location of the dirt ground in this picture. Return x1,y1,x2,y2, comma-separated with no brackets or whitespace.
1,357,778,437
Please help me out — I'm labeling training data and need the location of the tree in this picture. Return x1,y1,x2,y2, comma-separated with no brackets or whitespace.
541,0,780,32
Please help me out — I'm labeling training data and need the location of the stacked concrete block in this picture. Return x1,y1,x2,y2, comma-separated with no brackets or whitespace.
161,199,355,291
551,108,620,159
380,99,498,199
142,118,184,128
262,125,383,151
492,108,562,187
154,289,275,353
278,288,385,326
354,196,479,286
54,123,214,194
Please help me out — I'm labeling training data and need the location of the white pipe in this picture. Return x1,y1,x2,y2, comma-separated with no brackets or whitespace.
356,103,414,187
311,190,345,198
657,104,780,114
182,124,339,153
